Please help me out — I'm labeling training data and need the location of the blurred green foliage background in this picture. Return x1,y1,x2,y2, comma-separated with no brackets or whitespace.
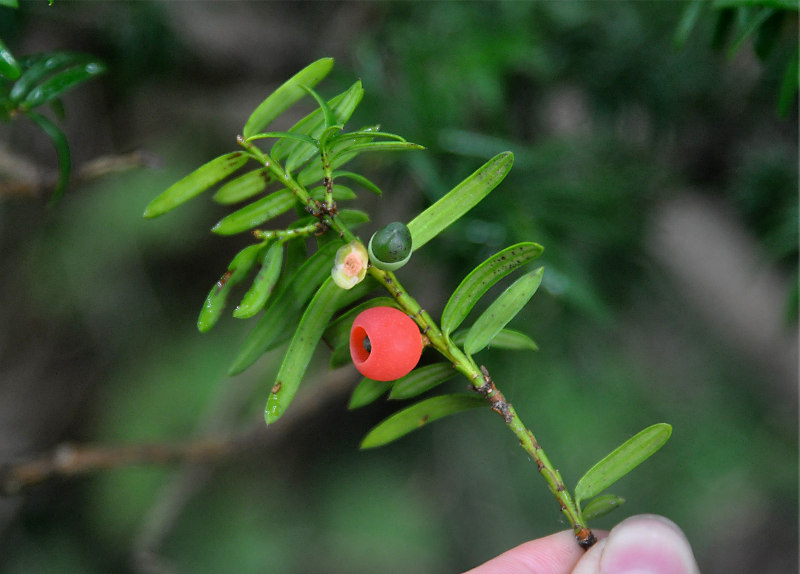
0,2,796,573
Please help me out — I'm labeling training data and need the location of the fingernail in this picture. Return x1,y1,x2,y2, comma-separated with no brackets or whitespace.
601,515,700,574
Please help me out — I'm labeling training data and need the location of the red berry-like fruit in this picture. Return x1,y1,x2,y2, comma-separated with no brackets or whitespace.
350,306,423,381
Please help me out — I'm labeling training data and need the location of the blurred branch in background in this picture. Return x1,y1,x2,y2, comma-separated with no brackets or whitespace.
0,147,160,199
1,368,355,494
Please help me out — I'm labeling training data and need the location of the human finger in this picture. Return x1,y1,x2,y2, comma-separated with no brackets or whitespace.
572,514,699,574
464,529,593,574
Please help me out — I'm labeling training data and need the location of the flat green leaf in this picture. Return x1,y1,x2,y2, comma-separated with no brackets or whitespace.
261,275,379,371
144,152,249,218
712,0,797,9
582,494,626,521
26,111,70,205
246,131,319,147
389,363,457,400
336,209,370,228
22,60,106,109
0,37,20,80
228,241,340,375
450,328,538,352
0,0,19,8
407,152,513,251
212,167,271,204
673,0,706,47
310,184,356,202
575,423,673,504
301,84,337,131
726,6,775,57
197,244,262,332
243,57,334,139
329,344,353,369
233,241,284,319
10,52,94,101
360,394,486,449
778,51,798,117
463,267,544,356
442,242,544,335
211,188,296,235
323,296,399,350
348,378,394,410
330,129,408,142
331,140,424,160
297,125,378,185
753,10,784,60
265,277,343,424
276,80,363,171
333,170,383,196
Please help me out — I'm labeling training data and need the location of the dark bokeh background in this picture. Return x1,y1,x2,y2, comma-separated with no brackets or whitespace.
0,2,796,573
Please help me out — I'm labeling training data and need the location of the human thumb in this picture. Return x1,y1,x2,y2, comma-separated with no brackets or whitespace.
572,514,700,574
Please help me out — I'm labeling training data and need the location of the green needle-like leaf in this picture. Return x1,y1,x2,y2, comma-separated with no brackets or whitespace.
726,6,775,57
310,184,356,202
26,111,70,205
348,378,394,410
243,57,334,139
300,84,337,130
778,52,798,118
336,209,370,228
211,188,296,235
332,170,383,196
360,394,486,449
265,277,343,424
581,494,626,521
0,37,20,80
463,267,544,356
451,328,538,352
246,131,319,147
197,244,262,333
407,152,514,251
228,241,341,375
575,423,673,505
673,0,705,47
329,344,354,369
297,125,379,185
212,167,271,205
389,363,457,400
11,52,94,101
22,60,106,109
144,152,249,218
276,80,363,171
442,242,544,335
233,241,284,319
330,140,424,159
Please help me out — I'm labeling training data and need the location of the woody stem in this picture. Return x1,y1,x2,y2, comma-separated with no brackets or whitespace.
367,264,597,549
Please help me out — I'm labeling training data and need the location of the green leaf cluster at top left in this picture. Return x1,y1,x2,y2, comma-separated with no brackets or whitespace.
0,39,106,203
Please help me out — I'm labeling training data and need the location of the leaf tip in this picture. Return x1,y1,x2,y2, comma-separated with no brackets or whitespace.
264,398,283,425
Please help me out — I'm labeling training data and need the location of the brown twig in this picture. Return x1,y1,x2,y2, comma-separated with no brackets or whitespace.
0,369,355,497
0,437,240,496
0,148,160,198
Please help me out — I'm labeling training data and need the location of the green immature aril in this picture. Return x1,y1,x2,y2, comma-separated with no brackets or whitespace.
368,222,412,271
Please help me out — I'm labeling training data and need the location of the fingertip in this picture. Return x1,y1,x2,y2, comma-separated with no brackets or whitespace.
575,514,700,574
464,530,588,574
